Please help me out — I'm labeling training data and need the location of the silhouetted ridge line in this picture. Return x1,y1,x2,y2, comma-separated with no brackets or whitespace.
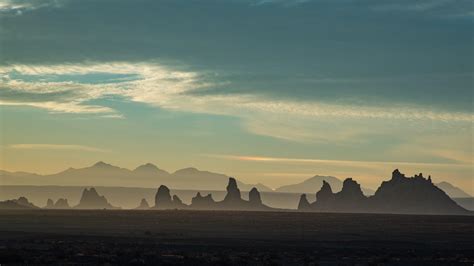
150,178,274,211
297,169,468,215
45,198,70,209
75,187,118,209
0,197,39,209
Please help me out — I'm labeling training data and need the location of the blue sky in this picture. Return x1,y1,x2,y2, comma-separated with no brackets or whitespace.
0,0,472,191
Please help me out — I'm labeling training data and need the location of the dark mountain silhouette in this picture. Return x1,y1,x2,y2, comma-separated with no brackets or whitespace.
370,170,467,214
75,188,118,209
134,198,150,210
54,198,70,209
436,181,472,198
152,178,273,211
302,178,368,212
249,187,263,206
46,198,54,208
45,198,70,209
276,175,375,195
298,169,468,215
221,177,244,207
14,196,39,209
297,194,311,210
202,178,272,210
0,162,271,191
0,197,39,209
191,192,216,209
154,185,186,209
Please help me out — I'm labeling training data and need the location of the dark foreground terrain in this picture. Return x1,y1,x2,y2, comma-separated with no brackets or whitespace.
0,210,473,265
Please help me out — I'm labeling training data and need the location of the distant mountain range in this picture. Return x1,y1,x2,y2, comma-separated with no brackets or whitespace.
436,182,472,198
0,162,272,192
2,169,469,215
1,162,471,198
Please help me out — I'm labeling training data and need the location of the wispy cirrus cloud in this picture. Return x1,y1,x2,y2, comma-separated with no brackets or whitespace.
0,0,66,14
8,144,109,152
204,154,472,168
1,62,472,143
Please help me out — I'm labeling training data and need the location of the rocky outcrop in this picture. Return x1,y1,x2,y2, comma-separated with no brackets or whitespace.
0,198,37,209
172,195,186,208
187,178,273,211
75,188,117,209
369,169,467,214
308,178,366,212
154,185,187,209
155,185,172,207
249,187,262,205
54,198,70,209
191,192,216,209
298,169,469,215
46,198,54,208
15,197,39,209
332,178,366,211
0,197,39,209
135,198,150,210
316,180,335,204
46,198,70,209
297,194,311,210
223,177,242,202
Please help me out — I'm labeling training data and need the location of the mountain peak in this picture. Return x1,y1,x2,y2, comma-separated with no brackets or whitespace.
436,181,472,198
92,161,114,168
174,167,200,174
134,163,159,172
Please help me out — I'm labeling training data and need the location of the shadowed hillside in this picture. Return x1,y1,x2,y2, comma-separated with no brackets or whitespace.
298,169,468,215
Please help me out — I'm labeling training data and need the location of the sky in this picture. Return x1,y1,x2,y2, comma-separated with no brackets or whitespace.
0,0,472,193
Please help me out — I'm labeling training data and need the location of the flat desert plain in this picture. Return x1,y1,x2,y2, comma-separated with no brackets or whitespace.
0,210,473,265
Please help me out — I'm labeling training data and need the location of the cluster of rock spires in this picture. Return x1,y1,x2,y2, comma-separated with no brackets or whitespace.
43,188,117,210
151,177,271,211
0,169,469,215
298,169,468,215
74,188,118,209
45,198,70,209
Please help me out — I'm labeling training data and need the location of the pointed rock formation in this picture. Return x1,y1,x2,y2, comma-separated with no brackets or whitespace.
155,185,172,207
302,177,367,212
75,188,117,209
154,185,188,209
297,194,311,210
45,198,70,209
135,198,150,210
223,177,242,202
331,178,367,211
54,198,70,209
46,198,54,208
316,180,335,203
249,187,262,206
337,178,365,202
191,192,216,209
172,195,186,208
